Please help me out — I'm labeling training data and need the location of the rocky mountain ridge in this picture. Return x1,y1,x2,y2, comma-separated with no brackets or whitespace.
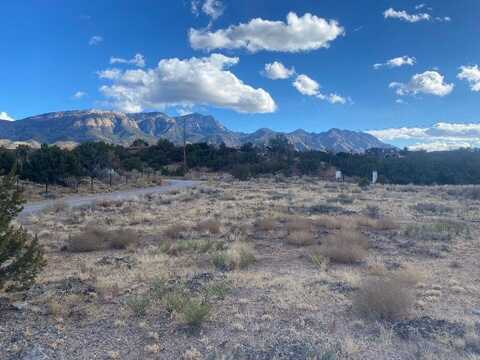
0,110,391,152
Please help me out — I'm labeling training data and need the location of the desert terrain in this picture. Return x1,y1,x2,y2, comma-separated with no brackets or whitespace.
1,177,480,359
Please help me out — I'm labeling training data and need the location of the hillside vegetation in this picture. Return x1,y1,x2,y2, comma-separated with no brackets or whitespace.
2,136,480,187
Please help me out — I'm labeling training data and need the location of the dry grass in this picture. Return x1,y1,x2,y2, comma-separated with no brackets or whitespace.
313,215,342,230
356,216,397,231
353,274,416,321
286,230,315,246
196,219,221,234
285,216,313,233
164,223,189,239
66,227,138,252
320,230,368,263
14,177,480,359
212,242,256,271
255,217,276,232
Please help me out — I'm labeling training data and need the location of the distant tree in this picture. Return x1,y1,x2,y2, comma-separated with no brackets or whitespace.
0,172,45,291
0,148,15,175
123,157,144,172
131,139,149,148
74,142,115,190
143,139,182,169
267,135,294,158
15,145,31,174
23,144,74,193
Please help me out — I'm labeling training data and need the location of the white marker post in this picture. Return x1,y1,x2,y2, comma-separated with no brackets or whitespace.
372,171,378,185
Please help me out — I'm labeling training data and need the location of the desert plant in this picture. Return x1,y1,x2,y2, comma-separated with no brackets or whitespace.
196,219,221,234
357,178,370,189
107,229,138,249
212,242,255,271
180,298,211,328
255,218,276,232
357,216,397,231
327,194,355,205
364,205,381,219
212,253,228,271
309,252,330,271
314,216,342,230
0,173,45,291
161,239,224,256
164,290,188,313
374,218,398,231
353,275,415,321
286,230,315,246
404,220,465,241
66,227,137,252
163,223,188,239
285,216,312,233
321,231,368,263
204,280,231,300
127,294,150,317
150,278,167,300
309,203,343,214
413,202,452,215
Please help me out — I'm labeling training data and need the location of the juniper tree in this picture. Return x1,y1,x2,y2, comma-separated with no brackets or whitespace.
0,172,45,291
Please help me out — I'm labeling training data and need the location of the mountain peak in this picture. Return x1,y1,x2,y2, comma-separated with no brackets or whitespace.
0,111,391,152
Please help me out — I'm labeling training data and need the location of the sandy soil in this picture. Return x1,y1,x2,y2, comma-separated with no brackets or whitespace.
1,177,480,359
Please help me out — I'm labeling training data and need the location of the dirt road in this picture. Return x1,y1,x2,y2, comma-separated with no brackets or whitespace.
20,179,199,218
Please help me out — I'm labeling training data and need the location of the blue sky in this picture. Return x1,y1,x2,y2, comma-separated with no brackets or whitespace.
1,0,479,150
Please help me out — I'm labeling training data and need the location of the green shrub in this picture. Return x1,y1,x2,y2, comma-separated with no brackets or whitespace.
204,281,231,300
212,242,256,271
150,278,167,300
357,178,370,189
164,291,188,313
180,299,211,328
0,173,45,291
127,295,150,317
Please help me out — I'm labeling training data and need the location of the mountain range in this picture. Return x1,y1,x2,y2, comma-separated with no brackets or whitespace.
0,110,391,153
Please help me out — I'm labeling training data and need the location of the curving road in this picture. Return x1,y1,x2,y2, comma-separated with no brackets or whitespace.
20,179,200,218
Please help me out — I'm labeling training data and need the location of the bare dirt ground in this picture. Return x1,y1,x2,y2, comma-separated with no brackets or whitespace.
1,177,480,359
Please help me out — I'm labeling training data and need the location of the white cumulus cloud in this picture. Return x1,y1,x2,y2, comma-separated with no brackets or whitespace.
89,35,103,46
408,141,471,151
368,122,480,151
383,8,431,22
189,12,344,53
384,8,451,23
374,56,416,69
202,0,224,20
389,70,454,97
317,93,347,104
0,111,14,121
191,0,224,20
292,74,348,104
293,74,320,96
73,91,87,99
110,54,146,68
98,53,276,114
263,61,295,80
458,65,480,92
97,68,122,80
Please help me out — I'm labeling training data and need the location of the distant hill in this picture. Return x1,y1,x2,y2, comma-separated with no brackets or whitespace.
0,110,391,153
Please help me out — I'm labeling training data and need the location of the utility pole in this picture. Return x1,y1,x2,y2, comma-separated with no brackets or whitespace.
183,117,187,175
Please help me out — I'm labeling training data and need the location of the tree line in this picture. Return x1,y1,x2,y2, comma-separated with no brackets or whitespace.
1,136,480,186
